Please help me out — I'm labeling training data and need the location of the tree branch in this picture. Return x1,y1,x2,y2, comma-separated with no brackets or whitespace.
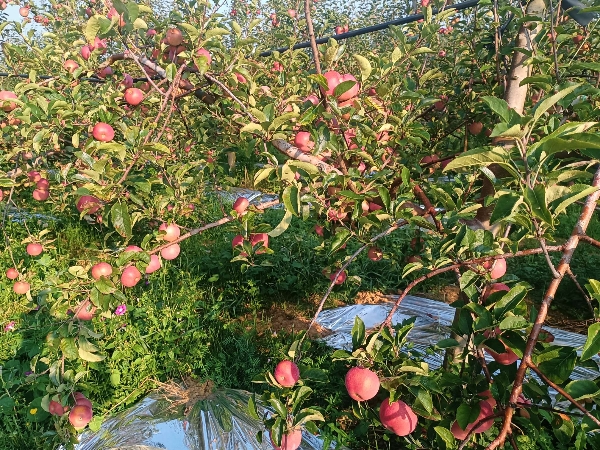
304,0,322,75
270,139,342,174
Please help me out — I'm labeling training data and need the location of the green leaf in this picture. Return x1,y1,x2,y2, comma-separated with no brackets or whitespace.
493,285,528,318
553,186,599,216
443,146,514,175
254,167,274,186
457,402,480,430
499,315,529,330
532,84,580,126
416,389,433,414
580,322,600,361
291,386,313,415
240,123,264,134
268,398,287,417
110,202,132,239
564,380,600,401
247,395,259,420
268,211,293,237
434,426,456,448
293,408,325,426
352,54,372,81
333,80,357,98
60,338,79,360
533,346,577,384
331,228,350,253
85,16,102,43
165,63,177,82
133,18,147,30
78,347,105,362
524,185,553,225
436,338,460,349
352,316,366,349
282,185,300,216
126,2,139,22
490,192,523,224
205,27,230,39
482,96,511,123
231,20,242,36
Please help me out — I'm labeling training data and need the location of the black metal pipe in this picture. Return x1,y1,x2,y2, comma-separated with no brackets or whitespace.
0,72,161,83
259,0,481,57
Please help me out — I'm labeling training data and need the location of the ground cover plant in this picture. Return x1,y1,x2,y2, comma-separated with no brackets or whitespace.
2,0,600,449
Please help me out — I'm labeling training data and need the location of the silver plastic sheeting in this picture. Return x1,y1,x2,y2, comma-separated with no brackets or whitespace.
315,295,600,395
214,188,281,208
74,388,335,450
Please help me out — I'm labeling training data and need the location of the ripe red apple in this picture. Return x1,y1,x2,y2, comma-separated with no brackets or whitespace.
196,48,212,65
69,404,93,430
160,243,180,260
274,360,300,387
121,266,141,287
124,245,142,253
235,73,247,83
92,122,115,142
27,243,43,256
27,171,41,182
80,45,91,60
166,28,183,46
420,154,440,166
49,400,64,416
485,343,519,365
74,299,96,321
468,122,483,135
345,367,380,401
232,235,244,247
159,223,181,242
233,197,250,214
145,254,161,274
33,189,49,201
97,66,113,79
19,6,29,17
330,270,347,285
478,390,497,409
314,225,324,236
36,179,49,189
75,397,93,409
335,26,344,35
287,9,296,18
76,195,102,214
272,61,283,72
63,60,79,73
91,262,112,280
337,74,359,102
485,258,507,279
6,268,19,280
13,281,30,294
270,428,302,450
368,247,383,261
293,131,314,153
122,73,134,89
0,91,18,112
124,88,144,106
539,329,555,343
483,283,510,302
323,71,342,96
451,400,494,440
434,95,447,111
379,398,418,436
250,233,269,248
304,94,319,105
573,35,584,45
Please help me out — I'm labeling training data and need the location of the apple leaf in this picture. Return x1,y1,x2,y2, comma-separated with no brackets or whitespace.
333,80,356,98
352,54,371,81
564,380,600,400
268,211,293,237
532,83,580,126
352,316,366,349
533,346,577,384
524,184,553,226
282,185,300,216
85,15,102,43
434,426,455,447
580,322,600,361
457,402,480,430
110,201,132,239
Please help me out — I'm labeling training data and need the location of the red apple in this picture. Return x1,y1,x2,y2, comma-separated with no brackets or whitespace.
468,122,483,135
166,28,183,46
304,94,319,105
122,73,134,89
160,243,180,260
80,45,91,60
63,60,79,73
233,197,250,214
6,268,19,280
97,66,113,79
196,48,212,65
36,179,49,189
345,367,380,401
483,283,510,302
74,299,96,321
27,171,41,182
337,74,359,102
368,247,383,261
92,122,114,142
19,6,29,17
26,243,43,256
158,223,181,242
272,61,283,72
485,343,519,365
0,91,17,112
235,73,247,83
250,233,269,249
49,400,64,416
33,189,49,201
270,428,302,450
314,225,324,236
330,270,347,285
124,88,144,106
69,405,93,430
121,266,141,287
76,195,102,214
486,258,507,279
478,390,497,409
573,35,584,45
232,235,244,247
145,254,161,274
323,71,342,96
379,398,418,436
293,131,314,153
124,245,142,253
91,262,112,280
13,281,30,294
274,360,300,387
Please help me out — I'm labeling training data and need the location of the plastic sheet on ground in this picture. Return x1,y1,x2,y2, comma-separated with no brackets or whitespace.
74,387,337,450
315,295,600,397
213,188,281,208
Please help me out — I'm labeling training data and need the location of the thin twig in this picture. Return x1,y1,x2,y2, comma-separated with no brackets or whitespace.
528,362,600,427
566,267,596,317
579,233,600,249
204,73,256,121
304,0,322,75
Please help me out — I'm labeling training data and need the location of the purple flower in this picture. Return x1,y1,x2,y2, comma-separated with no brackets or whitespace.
24,371,33,376
4,321,16,332
114,304,127,316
